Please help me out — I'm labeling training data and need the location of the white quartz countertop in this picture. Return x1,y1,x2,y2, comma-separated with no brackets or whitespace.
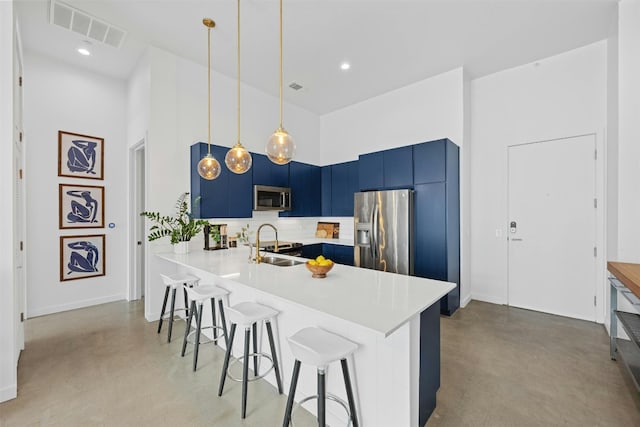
157,247,455,337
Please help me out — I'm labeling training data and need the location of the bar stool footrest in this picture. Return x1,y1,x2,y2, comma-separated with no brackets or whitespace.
227,353,275,382
290,393,353,427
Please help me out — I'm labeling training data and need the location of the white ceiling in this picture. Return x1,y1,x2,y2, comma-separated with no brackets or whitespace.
15,0,617,115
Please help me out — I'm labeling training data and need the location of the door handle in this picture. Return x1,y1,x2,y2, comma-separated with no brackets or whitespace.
511,238,523,241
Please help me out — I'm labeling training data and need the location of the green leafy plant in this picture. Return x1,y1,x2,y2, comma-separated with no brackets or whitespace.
236,224,252,244
140,192,209,244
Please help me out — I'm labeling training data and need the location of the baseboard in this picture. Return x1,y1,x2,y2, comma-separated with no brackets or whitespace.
27,294,126,318
470,293,506,306
460,293,472,308
0,384,17,403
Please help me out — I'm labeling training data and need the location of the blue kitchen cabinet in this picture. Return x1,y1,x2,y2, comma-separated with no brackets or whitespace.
190,142,252,219
358,151,383,191
331,244,354,266
330,160,359,216
302,243,354,266
413,139,459,315
413,139,448,184
301,243,323,259
359,146,413,191
280,161,321,217
384,145,414,189
252,153,290,187
321,166,332,216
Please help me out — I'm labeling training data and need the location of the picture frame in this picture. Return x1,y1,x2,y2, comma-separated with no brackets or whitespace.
59,184,105,229
58,130,104,180
59,234,105,282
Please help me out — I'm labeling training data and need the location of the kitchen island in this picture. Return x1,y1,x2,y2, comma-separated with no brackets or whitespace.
156,247,454,426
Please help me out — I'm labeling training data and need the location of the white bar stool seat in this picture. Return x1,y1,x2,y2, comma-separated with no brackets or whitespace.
218,301,284,419
283,327,359,427
180,284,229,371
157,273,200,342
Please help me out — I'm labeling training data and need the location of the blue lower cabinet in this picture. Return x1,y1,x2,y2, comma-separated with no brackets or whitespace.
301,244,353,266
331,244,354,266
301,244,323,259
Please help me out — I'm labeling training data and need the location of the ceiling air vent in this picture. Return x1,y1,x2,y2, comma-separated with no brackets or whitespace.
288,82,303,91
49,0,127,49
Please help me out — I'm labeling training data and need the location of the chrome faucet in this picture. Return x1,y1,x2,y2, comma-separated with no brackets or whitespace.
255,223,278,263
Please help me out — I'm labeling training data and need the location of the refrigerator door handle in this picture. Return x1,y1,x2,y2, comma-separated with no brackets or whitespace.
371,203,378,265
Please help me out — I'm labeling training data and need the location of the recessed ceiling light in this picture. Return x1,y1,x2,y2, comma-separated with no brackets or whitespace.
77,47,91,56
340,62,351,71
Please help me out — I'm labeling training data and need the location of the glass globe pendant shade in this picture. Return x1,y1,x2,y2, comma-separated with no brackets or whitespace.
197,153,221,180
225,142,252,174
266,127,295,165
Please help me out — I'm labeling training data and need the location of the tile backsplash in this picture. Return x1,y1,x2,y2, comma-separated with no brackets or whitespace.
199,211,354,246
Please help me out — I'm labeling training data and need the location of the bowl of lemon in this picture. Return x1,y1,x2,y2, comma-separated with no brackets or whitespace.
305,255,334,278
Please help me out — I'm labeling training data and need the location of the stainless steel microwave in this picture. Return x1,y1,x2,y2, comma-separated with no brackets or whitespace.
253,185,291,211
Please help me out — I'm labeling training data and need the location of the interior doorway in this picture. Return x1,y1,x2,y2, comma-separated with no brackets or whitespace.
129,140,145,302
507,134,597,321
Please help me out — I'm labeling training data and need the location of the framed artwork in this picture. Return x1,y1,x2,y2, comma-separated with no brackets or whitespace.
58,130,104,180
59,234,105,282
59,184,105,229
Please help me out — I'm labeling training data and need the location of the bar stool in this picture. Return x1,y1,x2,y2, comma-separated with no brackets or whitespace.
282,327,359,427
218,301,284,419
180,283,229,371
157,273,200,342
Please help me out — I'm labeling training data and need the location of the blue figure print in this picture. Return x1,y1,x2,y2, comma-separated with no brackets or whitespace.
67,241,100,274
66,190,98,223
67,139,97,175
67,190,98,223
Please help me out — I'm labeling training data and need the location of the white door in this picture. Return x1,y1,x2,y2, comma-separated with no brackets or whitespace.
507,134,596,321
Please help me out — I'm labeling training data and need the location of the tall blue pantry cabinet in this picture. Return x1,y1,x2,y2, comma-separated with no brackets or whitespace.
413,139,460,316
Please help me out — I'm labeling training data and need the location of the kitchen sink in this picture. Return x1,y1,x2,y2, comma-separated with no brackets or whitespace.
259,256,305,267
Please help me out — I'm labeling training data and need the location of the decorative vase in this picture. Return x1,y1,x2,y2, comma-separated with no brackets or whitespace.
173,241,190,254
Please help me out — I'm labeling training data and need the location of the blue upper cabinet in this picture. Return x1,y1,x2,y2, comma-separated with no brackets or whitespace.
330,160,359,216
384,145,414,189
190,142,252,219
252,153,289,187
280,161,321,217
359,146,413,191
321,166,332,216
413,139,448,184
358,151,383,191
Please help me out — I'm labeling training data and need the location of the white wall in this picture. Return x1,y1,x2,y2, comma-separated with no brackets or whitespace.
319,67,468,306
23,52,128,317
469,42,607,312
617,0,640,263
320,68,465,165
0,0,17,403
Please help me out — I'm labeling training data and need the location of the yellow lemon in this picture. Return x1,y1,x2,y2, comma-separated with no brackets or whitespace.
315,255,325,262
308,259,318,266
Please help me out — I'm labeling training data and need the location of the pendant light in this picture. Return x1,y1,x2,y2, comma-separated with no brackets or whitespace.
197,18,222,180
266,0,295,165
224,0,252,174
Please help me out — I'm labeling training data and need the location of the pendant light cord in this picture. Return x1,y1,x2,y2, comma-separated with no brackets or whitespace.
279,0,283,129
237,0,241,145
207,23,212,155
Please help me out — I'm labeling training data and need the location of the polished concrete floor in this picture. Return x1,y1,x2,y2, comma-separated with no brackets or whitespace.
1,300,639,426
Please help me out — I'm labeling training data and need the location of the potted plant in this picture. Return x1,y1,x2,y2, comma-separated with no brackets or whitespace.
140,192,209,253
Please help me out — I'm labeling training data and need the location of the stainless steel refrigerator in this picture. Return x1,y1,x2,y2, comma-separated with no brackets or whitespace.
354,189,413,275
